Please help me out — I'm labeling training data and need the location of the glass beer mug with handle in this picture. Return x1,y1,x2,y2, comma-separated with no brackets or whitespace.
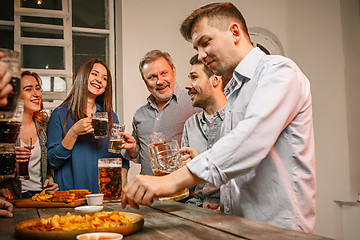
0,48,21,118
91,112,108,139
0,100,24,181
108,123,125,153
148,134,189,202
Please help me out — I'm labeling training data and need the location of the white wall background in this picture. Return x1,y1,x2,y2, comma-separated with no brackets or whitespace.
115,0,360,239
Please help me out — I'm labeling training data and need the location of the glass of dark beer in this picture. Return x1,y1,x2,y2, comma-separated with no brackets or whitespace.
0,48,21,119
0,100,23,145
148,140,189,202
91,112,108,139
15,137,31,180
0,144,16,181
108,123,125,153
98,158,122,202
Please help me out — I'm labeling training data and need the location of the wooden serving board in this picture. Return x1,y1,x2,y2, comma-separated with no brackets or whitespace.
15,211,144,240
9,198,86,208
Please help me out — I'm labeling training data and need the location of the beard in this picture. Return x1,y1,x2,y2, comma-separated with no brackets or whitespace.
193,96,215,110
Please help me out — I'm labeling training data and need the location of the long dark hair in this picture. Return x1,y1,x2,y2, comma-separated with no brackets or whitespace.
61,58,114,134
21,70,48,134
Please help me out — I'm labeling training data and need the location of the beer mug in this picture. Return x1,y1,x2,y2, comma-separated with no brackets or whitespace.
0,48,21,118
148,140,189,202
91,112,108,139
98,158,122,202
0,144,16,181
0,100,24,146
108,123,125,153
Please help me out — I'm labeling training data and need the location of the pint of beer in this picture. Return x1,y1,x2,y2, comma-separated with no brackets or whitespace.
91,112,108,139
148,140,189,202
0,144,16,181
108,123,125,153
98,158,122,202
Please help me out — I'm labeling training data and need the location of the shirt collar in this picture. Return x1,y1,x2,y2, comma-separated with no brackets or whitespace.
223,47,265,96
234,47,265,81
199,105,226,123
147,84,179,109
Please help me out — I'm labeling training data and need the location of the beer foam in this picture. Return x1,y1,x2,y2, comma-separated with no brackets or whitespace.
98,163,122,168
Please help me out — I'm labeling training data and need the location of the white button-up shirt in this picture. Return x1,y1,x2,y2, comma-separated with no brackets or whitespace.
186,47,316,233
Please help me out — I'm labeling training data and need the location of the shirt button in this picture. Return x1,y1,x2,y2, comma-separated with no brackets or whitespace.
209,144,213,148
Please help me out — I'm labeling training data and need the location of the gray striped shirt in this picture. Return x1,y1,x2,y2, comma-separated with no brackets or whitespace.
130,85,198,175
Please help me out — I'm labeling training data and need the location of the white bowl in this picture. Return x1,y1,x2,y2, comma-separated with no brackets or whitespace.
86,193,104,206
76,232,123,240
74,206,103,213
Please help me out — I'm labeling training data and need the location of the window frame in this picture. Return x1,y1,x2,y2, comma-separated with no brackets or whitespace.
0,0,116,110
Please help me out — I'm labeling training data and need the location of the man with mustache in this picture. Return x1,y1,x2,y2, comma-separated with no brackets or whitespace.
122,3,316,233
181,54,227,210
124,50,198,175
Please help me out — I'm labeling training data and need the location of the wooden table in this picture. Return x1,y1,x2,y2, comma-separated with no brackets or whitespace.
0,201,333,240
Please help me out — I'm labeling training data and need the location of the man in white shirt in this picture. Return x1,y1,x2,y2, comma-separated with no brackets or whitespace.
122,2,316,233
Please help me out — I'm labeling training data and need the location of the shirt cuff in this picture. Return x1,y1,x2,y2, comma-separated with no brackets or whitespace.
186,151,226,187
121,148,140,163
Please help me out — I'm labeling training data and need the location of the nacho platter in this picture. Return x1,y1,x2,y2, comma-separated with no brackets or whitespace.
15,211,144,240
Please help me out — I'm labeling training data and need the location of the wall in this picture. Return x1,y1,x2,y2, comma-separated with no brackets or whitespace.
118,0,360,239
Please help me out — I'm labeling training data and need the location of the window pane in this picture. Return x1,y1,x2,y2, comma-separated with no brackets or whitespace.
22,45,64,69
22,27,63,39
0,0,14,21
21,0,62,10
0,26,14,49
41,76,66,92
21,16,63,26
73,34,107,77
72,0,106,29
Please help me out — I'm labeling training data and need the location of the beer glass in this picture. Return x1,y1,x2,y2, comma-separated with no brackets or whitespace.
0,100,23,146
108,123,125,153
98,158,122,202
0,144,16,181
0,48,21,118
148,140,189,202
91,112,108,139
15,137,32,180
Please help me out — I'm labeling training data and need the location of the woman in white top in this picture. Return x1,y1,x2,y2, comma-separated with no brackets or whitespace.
13,71,58,198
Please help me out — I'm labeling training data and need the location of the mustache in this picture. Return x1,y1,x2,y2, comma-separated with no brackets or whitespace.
203,57,214,65
155,84,169,91
187,89,198,95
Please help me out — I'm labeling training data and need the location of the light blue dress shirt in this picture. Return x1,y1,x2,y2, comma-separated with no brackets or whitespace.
186,47,316,233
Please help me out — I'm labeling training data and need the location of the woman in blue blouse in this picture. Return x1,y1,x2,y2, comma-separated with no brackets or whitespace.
47,59,130,193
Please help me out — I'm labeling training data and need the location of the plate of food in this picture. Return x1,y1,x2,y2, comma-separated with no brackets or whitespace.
15,211,144,240
9,189,90,208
